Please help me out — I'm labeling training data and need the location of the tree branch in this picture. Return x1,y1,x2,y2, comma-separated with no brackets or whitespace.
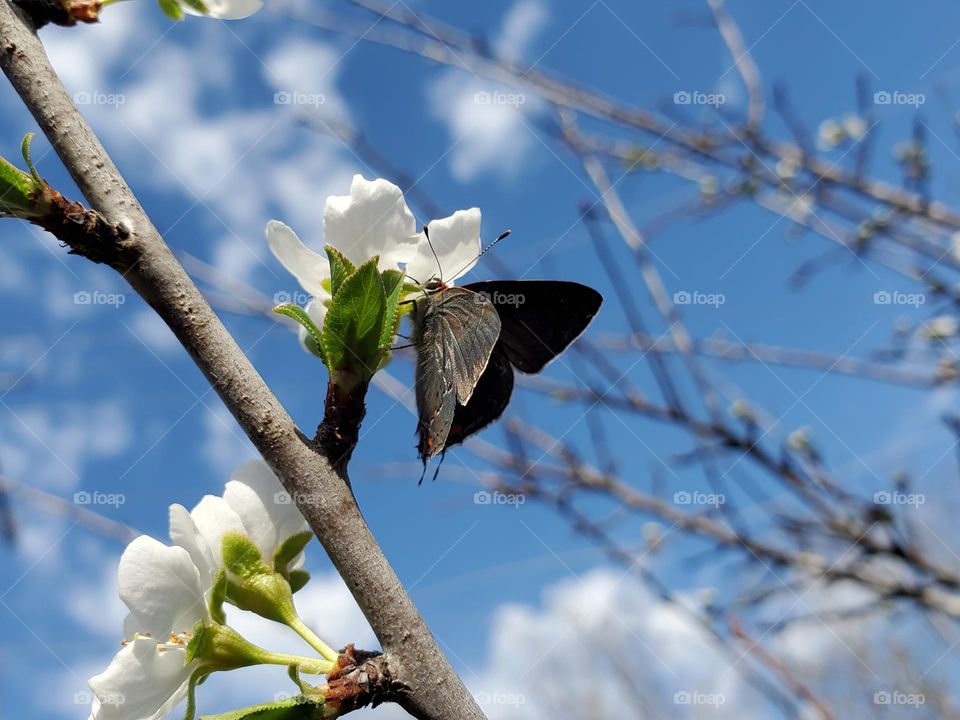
0,3,482,718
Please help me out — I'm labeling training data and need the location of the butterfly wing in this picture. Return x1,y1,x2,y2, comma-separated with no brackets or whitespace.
462,281,602,373
444,344,514,450
414,287,501,461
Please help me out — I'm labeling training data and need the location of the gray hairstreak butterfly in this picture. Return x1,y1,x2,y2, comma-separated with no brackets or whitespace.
409,229,602,479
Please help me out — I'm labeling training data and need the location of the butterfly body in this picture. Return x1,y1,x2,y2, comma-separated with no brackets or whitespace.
411,282,501,461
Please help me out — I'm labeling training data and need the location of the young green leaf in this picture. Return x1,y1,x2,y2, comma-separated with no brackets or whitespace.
379,269,405,350
199,696,322,720
273,303,326,364
325,245,357,298
322,257,386,375
20,133,41,185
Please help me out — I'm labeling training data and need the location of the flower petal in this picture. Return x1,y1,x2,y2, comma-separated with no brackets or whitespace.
117,537,207,640
223,460,309,562
189,495,247,569
324,175,418,270
266,220,331,299
405,208,482,285
169,504,218,590
181,0,263,19
89,636,191,720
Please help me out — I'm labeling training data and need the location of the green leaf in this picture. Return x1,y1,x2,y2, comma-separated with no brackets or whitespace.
274,531,313,574
288,569,311,593
322,257,386,376
157,0,185,20
209,569,228,625
221,532,268,581
200,697,322,720
20,132,41,184
273,303,326,364
379,269,404,350
325,245,356,298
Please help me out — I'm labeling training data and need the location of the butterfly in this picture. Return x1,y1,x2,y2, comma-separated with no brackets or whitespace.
412,278,602,469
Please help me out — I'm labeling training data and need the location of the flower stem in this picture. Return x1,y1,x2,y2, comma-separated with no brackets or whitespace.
287,616,341,664
260,649,335,676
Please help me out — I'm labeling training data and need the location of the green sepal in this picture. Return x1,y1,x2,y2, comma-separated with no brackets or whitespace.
274,531,313,574
288,569,311,593
322,256,386,377
179,0,210,14
200,697,323,720
221,532,268,581
288,665,326,702
209,569,228,625
274,303,326,364
379,268,405,357
157,0,185,20
325,245,356,298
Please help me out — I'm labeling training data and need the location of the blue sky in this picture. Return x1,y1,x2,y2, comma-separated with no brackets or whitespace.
2,0,960,717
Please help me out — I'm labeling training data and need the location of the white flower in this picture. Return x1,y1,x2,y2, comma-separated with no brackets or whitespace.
169,459,309,587
180,0,262,20
404,207,482,287
841,114,867,141
88,537,209,720
921,315,958,341
267,175,483,345
266,174,419,342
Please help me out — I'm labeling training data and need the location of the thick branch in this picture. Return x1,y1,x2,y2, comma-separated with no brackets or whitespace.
0,4,482,718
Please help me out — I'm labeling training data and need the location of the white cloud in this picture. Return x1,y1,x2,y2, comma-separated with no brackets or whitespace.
264,38,351,122
494,0,550,59
427,72,540,183
425,0,550,183
128,307,181,355
202,402,257,478
1,400,133,494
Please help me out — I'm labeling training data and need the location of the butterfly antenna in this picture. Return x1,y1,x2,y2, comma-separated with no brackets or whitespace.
448,229,512,281
423,224,444,281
